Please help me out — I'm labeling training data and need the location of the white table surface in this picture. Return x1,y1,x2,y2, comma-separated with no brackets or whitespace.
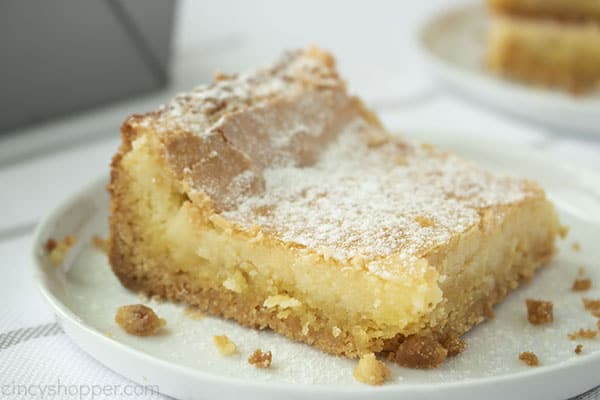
1,1,599,399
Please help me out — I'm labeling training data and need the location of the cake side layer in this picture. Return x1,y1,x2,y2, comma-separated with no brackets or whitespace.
487,16,600,93
488,0,600,22
108,123,558,357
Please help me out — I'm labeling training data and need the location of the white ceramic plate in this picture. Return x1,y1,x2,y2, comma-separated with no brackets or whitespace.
418,4,600,135
33,132,600,400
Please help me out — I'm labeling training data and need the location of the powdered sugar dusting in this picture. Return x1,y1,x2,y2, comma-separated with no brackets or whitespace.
149,50,341,137
222,120,531,261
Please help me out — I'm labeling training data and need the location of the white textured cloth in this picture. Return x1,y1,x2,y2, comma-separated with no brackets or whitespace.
0,236,169,400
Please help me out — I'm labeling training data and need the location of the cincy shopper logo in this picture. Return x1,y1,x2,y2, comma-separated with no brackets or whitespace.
1,379,161,399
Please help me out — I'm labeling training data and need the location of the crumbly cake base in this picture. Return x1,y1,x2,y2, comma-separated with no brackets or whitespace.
110,243,552,358
486,16,600,93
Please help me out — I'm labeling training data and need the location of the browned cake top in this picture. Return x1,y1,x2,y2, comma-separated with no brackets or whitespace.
128,48,540,267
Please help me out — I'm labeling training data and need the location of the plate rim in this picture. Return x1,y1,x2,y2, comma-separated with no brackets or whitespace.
32,133,600,398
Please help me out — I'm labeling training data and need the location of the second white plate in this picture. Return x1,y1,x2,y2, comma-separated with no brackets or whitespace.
418,4,600,136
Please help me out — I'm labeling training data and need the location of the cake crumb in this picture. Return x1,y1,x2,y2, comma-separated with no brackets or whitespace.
214,71,236,81
415,215,435,228
484,303,496,319
183,306,205,320
572,278,592,292
222,270,248,293
115,304,166,336
575,344,583,354
568,329,597,340
92,235,108,253
150,294,163,303
443,336,466,357
395,335,447,369
248,349,272,368
582,298,600,317
394,155,408,166
105,330,112,338
301,321,310,336
213,335,237,356
558,225,569,238
571,242,581,252
353,353,390,386
45,238,57,251
526,299,553,325
519,352,539,367
137,292,150,302
331,326,342,338
366,132,390,148
263,295,301,309
45,235,77,266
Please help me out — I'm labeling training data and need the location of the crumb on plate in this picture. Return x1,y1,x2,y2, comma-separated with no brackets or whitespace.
572,278,592,292
92,235,108,253
575,344,583,354
395,335,447,369
150,294,163,303
526,299,553,325
248,349,272,368
183,306,205,320
45,235,77,266
115,304,166,336
353,353,390,386
568,328,597,340
519,351,539,367
558,225,569,239
213,335,237,356
571,242,581,252
583,298,600,317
